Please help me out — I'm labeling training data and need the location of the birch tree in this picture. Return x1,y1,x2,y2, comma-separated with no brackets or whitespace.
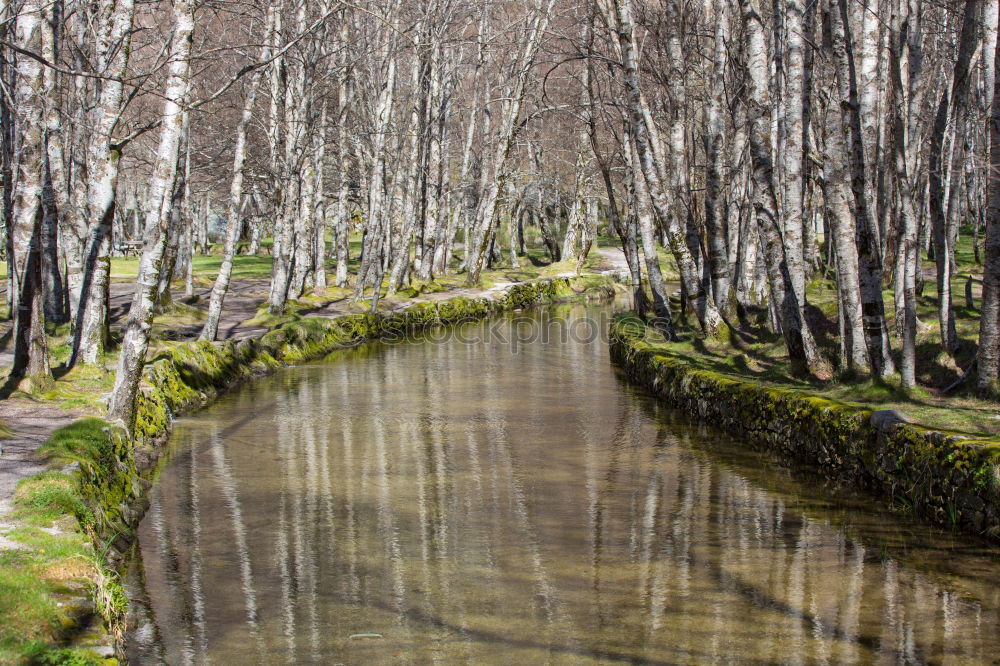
39,1,66,325
8,0,51,385
890,0,924,388
702,0,733,315
201,72,262,342
69,0,135,366
779,0,810,331
978,7,1000,397
107,0,195,432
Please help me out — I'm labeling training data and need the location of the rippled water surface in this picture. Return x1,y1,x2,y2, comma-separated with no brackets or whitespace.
127,304,1000,665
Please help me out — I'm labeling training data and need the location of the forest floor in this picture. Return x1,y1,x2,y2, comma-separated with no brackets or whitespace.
624,228,996,437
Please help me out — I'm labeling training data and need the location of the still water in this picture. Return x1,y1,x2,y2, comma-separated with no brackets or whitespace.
126,303,1000,665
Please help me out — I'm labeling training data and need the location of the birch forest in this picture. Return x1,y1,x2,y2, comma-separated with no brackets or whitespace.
2,0,1000,429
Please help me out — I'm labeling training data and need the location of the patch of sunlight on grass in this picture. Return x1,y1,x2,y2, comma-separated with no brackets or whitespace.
0,421,112,664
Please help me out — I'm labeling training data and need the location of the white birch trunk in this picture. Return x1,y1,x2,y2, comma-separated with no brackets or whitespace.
703,0,733,314
821,97,871,372
107,0,194,431
9,0,50,383
287,2,315,299
978,1,1000,394
200,73,261,341
71,0,135,366
856,0,883,187
333,20,352,288
39,2,66,324
626,132,676,339
891,0,924,387
312,102,328,293
266,6,292,313
780,0,810,321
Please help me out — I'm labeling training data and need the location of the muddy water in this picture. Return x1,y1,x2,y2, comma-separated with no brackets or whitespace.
126,304,1000,665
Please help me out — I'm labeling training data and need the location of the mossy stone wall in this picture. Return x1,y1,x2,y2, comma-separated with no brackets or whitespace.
610,312,1000,540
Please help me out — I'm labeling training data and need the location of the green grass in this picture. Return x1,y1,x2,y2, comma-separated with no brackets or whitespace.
241,296,342,329
12,366,115,415
107,236,369,283
635,326,997,436
0,421,117,665
35,418,115,476
627,225,997,436
108,252,276,282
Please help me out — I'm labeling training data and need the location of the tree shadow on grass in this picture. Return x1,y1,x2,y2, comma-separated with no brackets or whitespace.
526,254,554,268
914,338,976,390
0,373,21,400
502,270,541,282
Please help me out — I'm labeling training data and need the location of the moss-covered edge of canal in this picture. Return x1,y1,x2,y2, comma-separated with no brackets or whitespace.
609,311,1000,543
7,275,619,665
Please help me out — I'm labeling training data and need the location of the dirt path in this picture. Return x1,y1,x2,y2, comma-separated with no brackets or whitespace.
0,249,626,517
0,400,81,550
0,401,80,515
596,246,629,273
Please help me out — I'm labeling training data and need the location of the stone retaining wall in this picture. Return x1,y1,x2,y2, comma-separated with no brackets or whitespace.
610,312,1000,541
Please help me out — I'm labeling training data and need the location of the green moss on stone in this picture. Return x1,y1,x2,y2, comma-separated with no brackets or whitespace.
609,313,1000,541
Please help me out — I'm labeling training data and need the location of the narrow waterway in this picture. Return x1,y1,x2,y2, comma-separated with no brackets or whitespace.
126,302,1000,665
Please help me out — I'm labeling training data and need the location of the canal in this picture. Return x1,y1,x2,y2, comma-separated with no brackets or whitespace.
126,302,1000,664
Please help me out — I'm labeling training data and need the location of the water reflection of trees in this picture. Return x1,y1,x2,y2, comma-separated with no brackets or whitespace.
130,310,999,664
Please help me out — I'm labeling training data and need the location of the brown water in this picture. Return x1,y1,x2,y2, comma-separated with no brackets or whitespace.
126,303,1000,665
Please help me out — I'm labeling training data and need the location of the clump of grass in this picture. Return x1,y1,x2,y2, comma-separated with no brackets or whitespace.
33,368,114,415
12,474,90,528
243,299,309,328
21,645,106,665
7,362,114,415
37,419,114,483
0,491,101,663
0,549,68,662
